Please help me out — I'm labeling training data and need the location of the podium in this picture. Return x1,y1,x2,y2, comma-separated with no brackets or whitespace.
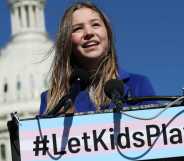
8,104,184,161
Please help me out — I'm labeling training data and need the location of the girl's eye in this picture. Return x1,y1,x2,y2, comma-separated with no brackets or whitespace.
93,23,100,27
72,26,83,33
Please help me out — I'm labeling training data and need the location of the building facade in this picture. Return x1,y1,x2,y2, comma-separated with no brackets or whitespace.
0,0,53,160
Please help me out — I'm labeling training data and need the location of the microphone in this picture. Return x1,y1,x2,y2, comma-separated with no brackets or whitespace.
104,79,125,109
69,68,90,101
47,68,89,116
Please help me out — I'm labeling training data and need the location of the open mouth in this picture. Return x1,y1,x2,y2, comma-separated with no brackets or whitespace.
82,40,99,48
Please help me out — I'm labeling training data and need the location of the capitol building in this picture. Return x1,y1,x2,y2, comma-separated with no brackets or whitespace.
0,0,53,160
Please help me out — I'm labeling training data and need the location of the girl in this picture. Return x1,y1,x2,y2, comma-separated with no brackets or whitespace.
39,2,155,115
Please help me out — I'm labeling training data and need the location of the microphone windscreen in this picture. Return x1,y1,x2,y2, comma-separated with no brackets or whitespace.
70,68,90,90
104,79,124,99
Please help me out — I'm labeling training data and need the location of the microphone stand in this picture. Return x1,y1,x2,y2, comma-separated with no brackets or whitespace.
45,95,72,117
111,92,125,148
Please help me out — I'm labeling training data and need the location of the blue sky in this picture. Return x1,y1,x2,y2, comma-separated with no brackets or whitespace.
0,0,184,96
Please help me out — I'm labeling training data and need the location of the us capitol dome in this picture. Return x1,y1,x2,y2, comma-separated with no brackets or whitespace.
0,0,54,160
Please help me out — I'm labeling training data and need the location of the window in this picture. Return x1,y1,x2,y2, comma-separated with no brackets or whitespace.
17,80,21,100
17,80,21,91
44,77,48,89
16,75,21,100
3,80,8,102
30,74,35,98
3,83,8,93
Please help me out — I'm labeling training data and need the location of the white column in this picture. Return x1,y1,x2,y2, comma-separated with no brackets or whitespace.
28,5,35,28
10,7,16,35
35,5,45,32
14,7,20,34
40,6,45,32
21,5,27,29
35,6,39,30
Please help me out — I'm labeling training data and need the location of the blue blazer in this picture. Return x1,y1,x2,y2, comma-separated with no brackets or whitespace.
39,69,156,115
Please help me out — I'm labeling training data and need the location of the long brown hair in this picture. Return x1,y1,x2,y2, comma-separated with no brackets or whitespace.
46,1,118,113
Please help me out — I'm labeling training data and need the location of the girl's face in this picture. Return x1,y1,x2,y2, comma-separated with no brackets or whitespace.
71,7,109,66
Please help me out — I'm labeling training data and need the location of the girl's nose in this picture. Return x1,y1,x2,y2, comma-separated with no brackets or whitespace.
83,26,94,40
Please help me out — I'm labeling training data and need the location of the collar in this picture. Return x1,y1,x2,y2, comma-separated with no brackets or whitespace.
118,68,130,81
117,68,132,98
